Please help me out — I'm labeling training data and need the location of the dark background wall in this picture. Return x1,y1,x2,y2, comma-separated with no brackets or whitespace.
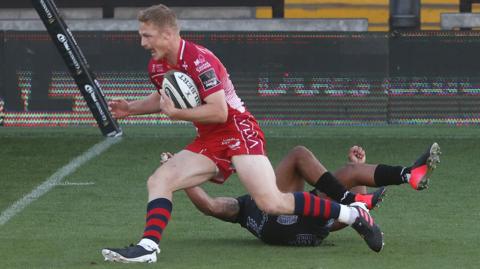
1,31,479,126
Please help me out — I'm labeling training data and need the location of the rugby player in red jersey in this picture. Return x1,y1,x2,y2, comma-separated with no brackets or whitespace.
102,4,389,263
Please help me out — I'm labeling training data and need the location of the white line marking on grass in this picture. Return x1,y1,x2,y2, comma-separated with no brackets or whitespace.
0,137,122,226
57,181,95,186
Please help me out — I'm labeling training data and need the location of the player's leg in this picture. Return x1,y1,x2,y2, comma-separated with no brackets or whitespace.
233,155,383,252
275,146,382,209
273,146,368,195
274,146,324,192
146,150,217,200
233,154,350,218
233,154,292,214
102,150,217,263
333,163,377,189
140,150,217,249
350,185,367,195
334,142,441,190
275,146,331,188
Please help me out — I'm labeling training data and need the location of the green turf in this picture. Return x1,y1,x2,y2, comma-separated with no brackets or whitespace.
0,125,479,268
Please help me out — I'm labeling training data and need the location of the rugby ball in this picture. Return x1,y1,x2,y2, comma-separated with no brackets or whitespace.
162,70,201,109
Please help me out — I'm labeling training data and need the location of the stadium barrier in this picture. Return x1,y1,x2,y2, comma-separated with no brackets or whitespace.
0,19,368,32
441,13,480,29
1,18,479,127
440,0,480,30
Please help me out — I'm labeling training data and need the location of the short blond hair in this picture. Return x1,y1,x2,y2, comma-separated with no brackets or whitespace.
138,4,178,31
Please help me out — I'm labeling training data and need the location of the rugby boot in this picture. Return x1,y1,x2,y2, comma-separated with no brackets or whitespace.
408,142,441,190
354,187,387,210
102,244,159,263
350,202,384,252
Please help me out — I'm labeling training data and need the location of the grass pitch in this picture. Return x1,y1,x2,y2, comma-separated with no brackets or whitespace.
0,125,479,268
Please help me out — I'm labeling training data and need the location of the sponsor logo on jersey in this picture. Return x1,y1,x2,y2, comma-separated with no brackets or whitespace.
199,69,220,90
238,119,260,149
151,64,164,73
276,215,299,225
194,54,205,66
195,62,212,73
194,54,211,72
221,138,241,150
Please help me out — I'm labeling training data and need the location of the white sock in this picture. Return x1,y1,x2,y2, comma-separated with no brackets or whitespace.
138,238,159,252
337,204,359,225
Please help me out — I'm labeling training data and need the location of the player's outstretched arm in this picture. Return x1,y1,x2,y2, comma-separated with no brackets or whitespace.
108,92,161,119
184,187,240,223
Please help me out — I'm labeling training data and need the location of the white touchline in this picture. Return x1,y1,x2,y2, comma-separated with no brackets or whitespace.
0,137,122,226
58,181,96,186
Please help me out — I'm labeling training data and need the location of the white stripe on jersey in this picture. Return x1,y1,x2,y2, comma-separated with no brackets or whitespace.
224,78,245,113
151,73,166,78
179,40,186,60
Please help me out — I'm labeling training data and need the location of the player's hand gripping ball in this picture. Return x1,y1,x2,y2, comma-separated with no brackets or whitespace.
162,70,201,109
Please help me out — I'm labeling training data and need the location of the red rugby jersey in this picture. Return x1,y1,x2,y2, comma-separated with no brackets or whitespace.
148,39,250,137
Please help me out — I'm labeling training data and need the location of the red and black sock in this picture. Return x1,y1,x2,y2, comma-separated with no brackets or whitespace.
314,172,355,204
293,192,340,219
142,198,172,244
374,164,408,186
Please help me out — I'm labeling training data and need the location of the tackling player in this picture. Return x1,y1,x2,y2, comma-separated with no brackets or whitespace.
183,143,441,247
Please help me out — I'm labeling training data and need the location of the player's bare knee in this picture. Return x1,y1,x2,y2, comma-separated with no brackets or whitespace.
146,175,161,190
290,146,319,170
290,146,313,161
147,172,176,191
290,146,310,157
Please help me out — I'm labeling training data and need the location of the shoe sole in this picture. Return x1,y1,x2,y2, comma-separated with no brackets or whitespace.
416,142,441,190
102,249,156,263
